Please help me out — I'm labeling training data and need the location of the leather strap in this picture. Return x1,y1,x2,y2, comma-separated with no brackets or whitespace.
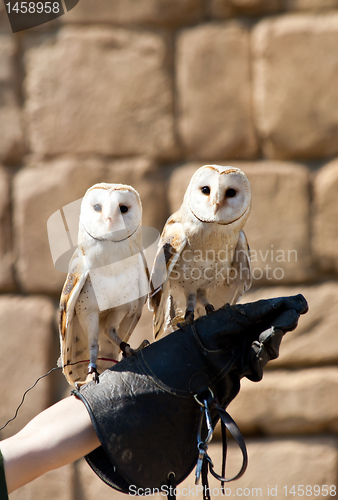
0,449,9,500
208,405,248,483
221,419,227,494
198,400,247,499
167,472,176,500
202,459,211,500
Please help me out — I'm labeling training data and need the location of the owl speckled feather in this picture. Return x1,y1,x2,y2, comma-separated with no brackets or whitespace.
149,165,252,339
59,183,149,387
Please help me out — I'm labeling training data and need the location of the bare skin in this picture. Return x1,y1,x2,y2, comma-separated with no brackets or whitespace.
0,395,100,494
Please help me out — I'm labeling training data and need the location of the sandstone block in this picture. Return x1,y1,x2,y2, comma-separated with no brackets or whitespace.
0,296,54,439
227,367,338,435
176,23,257,160
167,162,200,213
210,0,281,18
168,161,313,284
62,0,204,27
0,166,14,291
11,464,73,500
252,14,338,160
177,438,338,500
24,28,176,159
313,159,338,273
243,282,338,367
0,1,11,32
285,0,338,10
241,161,313,284
0,35,24,164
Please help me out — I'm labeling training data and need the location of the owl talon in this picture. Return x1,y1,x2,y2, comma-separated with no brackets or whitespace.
176,309,195,330
136,339,151,351
177,310,195,330
82,372,99,384
184,309,195,324
86,364,99,383
205,304,215,315
74,373,99,389
120,341,134,358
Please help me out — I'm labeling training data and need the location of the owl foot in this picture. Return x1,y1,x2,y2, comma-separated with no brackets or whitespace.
75,366,99,390
135,339,151,351
86,363,99,383
177,309,195,329
84,371,99,384
120,339,150,358
205,304,215,315
184,308,195,323
120,341,134,358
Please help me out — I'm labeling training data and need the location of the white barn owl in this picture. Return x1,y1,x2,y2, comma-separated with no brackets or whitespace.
149,165,252,339
59,183,149,387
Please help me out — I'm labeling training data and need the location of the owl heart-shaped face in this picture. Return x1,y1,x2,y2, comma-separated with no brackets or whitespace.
80,183,142,242
187,166,251,225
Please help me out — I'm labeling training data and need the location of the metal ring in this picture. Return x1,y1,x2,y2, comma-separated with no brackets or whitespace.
193,387,214,407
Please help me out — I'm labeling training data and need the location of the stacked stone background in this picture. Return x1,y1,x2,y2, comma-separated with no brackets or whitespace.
0,0,338,498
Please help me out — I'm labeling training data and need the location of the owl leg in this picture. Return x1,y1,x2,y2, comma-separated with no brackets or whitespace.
197,290,215,314
84,341,100,384
185,293,197,322
205,304,215,314
77,314,100,386
178,293,197,327
108,327,134,357
197,291,215,315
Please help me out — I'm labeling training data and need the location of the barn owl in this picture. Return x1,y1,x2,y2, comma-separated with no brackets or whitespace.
149,165,252,339
59,183,149,387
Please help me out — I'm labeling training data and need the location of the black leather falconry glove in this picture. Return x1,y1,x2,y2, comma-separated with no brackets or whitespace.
74,294,308,498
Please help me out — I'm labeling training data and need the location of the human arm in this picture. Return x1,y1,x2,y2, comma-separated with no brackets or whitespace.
0,395,99,494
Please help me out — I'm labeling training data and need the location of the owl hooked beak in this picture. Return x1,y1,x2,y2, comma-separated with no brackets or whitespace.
106,216,121,232
105,217,112,232
212,192,221,215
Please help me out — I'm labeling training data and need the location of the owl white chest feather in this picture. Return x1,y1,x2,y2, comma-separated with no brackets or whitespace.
78,233,147,313
81,234,139,269
171,218,240,294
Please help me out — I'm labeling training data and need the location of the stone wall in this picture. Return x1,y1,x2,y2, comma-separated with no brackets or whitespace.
1,1,338,498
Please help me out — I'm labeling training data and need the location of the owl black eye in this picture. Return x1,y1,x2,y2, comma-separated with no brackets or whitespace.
226,188,236,198
120,205,129,214
93,204,102,212
201,186,210,195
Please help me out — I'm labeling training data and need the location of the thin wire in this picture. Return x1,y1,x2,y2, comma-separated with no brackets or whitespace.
0,366,62,432
0,357,119,432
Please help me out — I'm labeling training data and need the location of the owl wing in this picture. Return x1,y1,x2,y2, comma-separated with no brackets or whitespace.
117,251,149,342
230,230,252,304
59,246,89,385
205,230,251,311
148,212,187,339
